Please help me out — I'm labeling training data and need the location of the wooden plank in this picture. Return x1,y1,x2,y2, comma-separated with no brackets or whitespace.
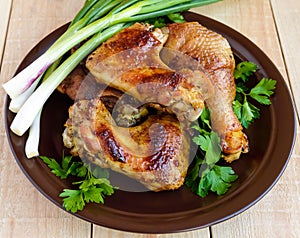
92,1,289,237
0,0,12,65
1,0,299,237
210,132,300,238
91,0,300,237
270,0,300,117
93,226,210,238
193,0,287,78
195,0,300,237
0,0,91,237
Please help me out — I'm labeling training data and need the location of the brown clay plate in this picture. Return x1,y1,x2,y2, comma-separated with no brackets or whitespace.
4,12,296,233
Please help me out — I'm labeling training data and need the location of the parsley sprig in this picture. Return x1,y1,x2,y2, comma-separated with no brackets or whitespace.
40,154,116,213
143,13,185,28
185,107,238,197
186,61,276,197
233,61,277,128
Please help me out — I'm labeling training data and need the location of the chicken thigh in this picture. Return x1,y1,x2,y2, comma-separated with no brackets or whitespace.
63,97,191,191
86,23,213,122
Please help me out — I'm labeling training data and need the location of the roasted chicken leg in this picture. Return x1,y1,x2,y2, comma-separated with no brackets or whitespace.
162,22,249,162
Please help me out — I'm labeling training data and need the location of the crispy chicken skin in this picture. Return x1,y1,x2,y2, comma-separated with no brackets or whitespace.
63,98,190,191
60,21,249,192
162,22,249,162
86,23,169,71
86,23,213,121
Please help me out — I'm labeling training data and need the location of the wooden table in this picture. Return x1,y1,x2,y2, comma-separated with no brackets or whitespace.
1,0,299,237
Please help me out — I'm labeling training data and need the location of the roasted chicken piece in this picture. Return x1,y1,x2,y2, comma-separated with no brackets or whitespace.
57,65,87,100
61,21,249,192
86,22,213,122
57,64,124,102
57,59,151,127
162,22,249,162
63,97,191,191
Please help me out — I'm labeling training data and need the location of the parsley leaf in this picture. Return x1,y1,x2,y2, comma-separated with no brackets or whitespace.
197,168,211,197
199,106,211,130
192,131,221,165
185,108,238,197
210,166,238,195
144,12,185,28
185,155,204,188
193,134,210,151
205,132,221,165
144,17,167,28
233,61,257,82
59,189,85,213
74,163,88,177
233,98,260,129
233,62,276,128
249,78,276,105
40,154,116,213
40,155,72,179
167,13,185,23
194,165,238,197
82,186,105,203
92,166,110,179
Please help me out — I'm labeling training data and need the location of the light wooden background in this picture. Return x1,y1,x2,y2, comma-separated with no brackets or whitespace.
0,0,299,237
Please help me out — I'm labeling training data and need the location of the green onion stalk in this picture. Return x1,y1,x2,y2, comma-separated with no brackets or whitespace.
12,0,130,158
24,0,105,158
3,0,221,158
4,0,125,100
23,23,126,157
3,0,220,99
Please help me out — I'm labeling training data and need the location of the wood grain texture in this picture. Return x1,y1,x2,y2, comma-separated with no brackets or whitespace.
0,0,91,237
93,226,210,238
194,0,287,78
0,0,12,65
1,0,299,237
195,0,300,237
271,0,300,118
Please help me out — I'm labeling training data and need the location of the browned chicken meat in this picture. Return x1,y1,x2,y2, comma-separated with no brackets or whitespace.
60,66,192,191
63,97,191,191
86,22,213,122
57,66,87,100
57,63,124,102
61,21,250,192
162,22,249,162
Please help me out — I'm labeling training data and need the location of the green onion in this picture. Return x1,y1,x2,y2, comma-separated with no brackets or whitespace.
25,109,42,158
8,74,43,113
10,23,127,136
3,0,220,99
71,0,99,25
21,23,127,158
2,0,122,98
3,0,221,158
